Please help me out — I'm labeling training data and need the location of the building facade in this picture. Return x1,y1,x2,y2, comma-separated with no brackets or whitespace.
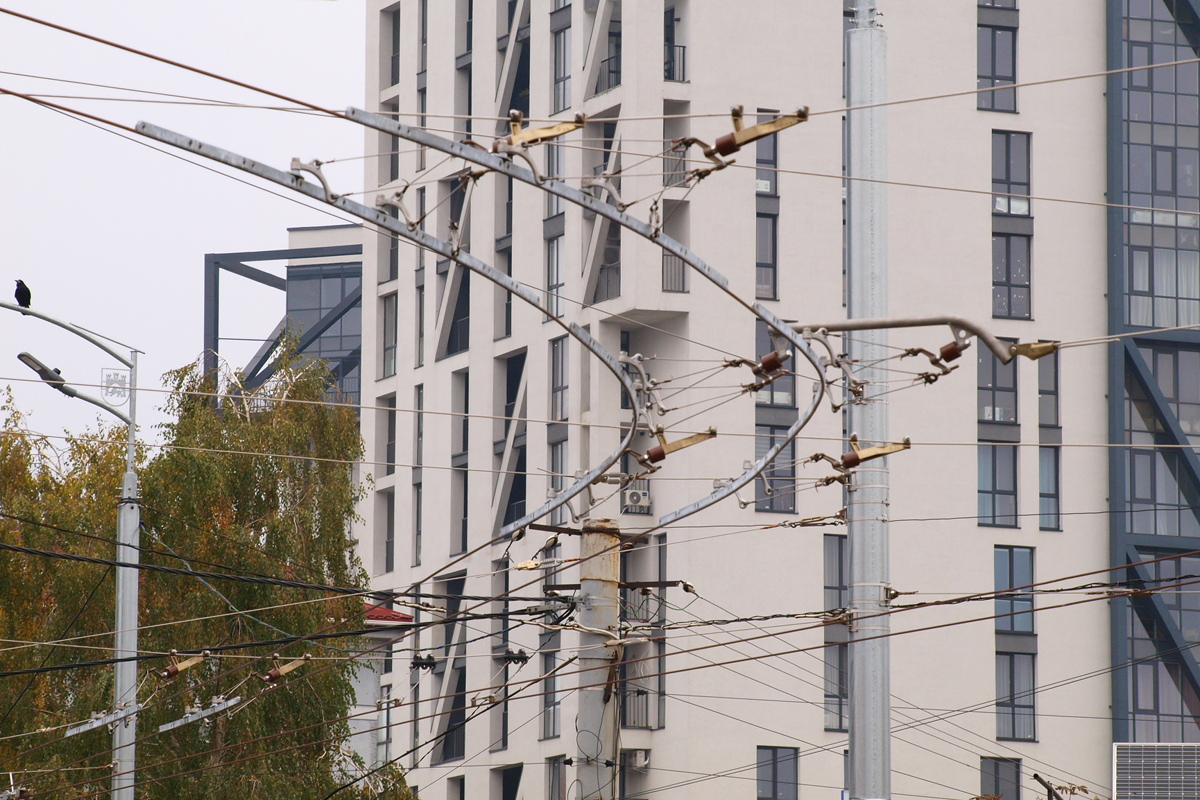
353,1,1200,798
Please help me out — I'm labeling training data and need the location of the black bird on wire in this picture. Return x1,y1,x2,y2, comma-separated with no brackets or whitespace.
14,280,31,308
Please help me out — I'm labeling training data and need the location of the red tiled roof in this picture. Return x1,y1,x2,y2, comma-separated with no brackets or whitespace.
364,602,413,624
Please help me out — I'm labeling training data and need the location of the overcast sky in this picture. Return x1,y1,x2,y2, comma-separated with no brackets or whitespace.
0,0,367,446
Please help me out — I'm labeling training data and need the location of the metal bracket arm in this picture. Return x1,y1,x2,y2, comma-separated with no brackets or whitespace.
157,649,210,680
713,105,809,156
260,653,311,684
290,158,336,201
646,427,717,464
795,316,1049,365
841,434,910,469
493,110,586,150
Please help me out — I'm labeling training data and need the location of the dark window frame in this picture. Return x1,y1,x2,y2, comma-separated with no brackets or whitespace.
978,23,1017,112
979,444,1019,527
755,212,779,301
992,232,1031,319
992,130,1031,216
978,340,1019,424
994,545,1034,632
755,425,796,513
756,746,798,800
996,652,1036,741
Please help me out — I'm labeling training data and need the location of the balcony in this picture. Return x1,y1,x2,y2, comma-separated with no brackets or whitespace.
664,44,686,82
661,253,687,293
596,53,621,94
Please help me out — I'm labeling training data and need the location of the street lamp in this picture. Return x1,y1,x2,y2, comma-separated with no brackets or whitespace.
5,301,140,800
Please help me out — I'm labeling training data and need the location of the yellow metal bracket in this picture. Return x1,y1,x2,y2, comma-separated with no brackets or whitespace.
493,110,586,151
713,104,809,157
260,653,311,684
1010,341,1058,361
646,427,717,464
841,434,911,469
157,649,210,680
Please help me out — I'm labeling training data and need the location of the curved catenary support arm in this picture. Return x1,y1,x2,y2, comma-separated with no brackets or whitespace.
795,315,1016,364
134,122,637,538
336,108,828,533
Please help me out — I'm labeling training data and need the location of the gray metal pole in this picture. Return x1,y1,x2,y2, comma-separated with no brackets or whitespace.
576,519,620,800
112,351,139,800
846,4,890,800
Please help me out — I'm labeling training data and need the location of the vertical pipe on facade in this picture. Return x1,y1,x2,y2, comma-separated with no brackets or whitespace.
1105,0,1131,744
846,4,890,799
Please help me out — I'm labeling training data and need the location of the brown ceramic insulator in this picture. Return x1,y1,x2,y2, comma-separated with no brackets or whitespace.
647,446,666,463
713,133,741,156
759,351,783,374
940,341,962,362
841,450,861,469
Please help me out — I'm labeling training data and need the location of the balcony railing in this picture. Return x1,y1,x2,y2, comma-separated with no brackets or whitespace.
592,262,621,304
662,253,687,293
664,44,686,82
663,144,687,188
597,54,621,93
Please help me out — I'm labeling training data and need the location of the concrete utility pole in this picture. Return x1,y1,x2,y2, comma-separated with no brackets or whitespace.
846,4,890,800
112,352,139,800
576,519,621,800
5,301,141,800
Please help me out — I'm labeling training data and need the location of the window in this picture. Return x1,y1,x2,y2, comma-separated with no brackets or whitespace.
755,321,795,407
413,483,423,566
550,336,568,421
996,652,1036,740
454,470,469,554
377,684,392,763
756,110,779,195
441,669,467,761
756,746,798,800
384,491,395,573
664,9,685,82
546,144,564,217
1039,447,1061,530
542,648,561,738
981,757,1021,800
382,294,397,377
978,343,1018,423
824,643,848,732
994,545,1033,632
414,385,424,464
824,534,848,610
415,283,425,367
447,271,471,356
979,444,1018,526
978,23,1017,112
384,397,397,475
992,131,1030,215
386,208,400,281
992,233,1031,319
417,89,428,170
756,213,778,300
552,28,571,114
546,236,564,317
418,0,428,72
547,756,566,800
755,425,796,513
389,8,402,86
549,441,567,526
1038,348,1058,426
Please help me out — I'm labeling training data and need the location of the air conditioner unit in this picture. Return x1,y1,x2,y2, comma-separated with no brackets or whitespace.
627,749,650,770
622,488,652,509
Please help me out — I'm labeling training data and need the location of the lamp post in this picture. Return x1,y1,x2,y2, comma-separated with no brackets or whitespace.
5,301,140,800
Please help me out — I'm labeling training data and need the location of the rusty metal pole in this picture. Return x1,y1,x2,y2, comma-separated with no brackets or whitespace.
576,519,621,800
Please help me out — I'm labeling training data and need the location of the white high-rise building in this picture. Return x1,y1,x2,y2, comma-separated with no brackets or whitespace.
353,2,1200,799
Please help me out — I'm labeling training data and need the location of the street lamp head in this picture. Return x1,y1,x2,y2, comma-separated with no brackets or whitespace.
17,352,76,397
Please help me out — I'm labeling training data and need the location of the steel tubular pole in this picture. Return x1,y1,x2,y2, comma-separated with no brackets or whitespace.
112,350,139,800
846,5,891,800
577,519,620,800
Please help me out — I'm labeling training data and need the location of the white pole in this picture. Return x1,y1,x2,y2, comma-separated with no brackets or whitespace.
846,4,890,800
112,351,139,800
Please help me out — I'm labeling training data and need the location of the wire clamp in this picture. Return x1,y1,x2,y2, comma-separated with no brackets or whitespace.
290,158,337,202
